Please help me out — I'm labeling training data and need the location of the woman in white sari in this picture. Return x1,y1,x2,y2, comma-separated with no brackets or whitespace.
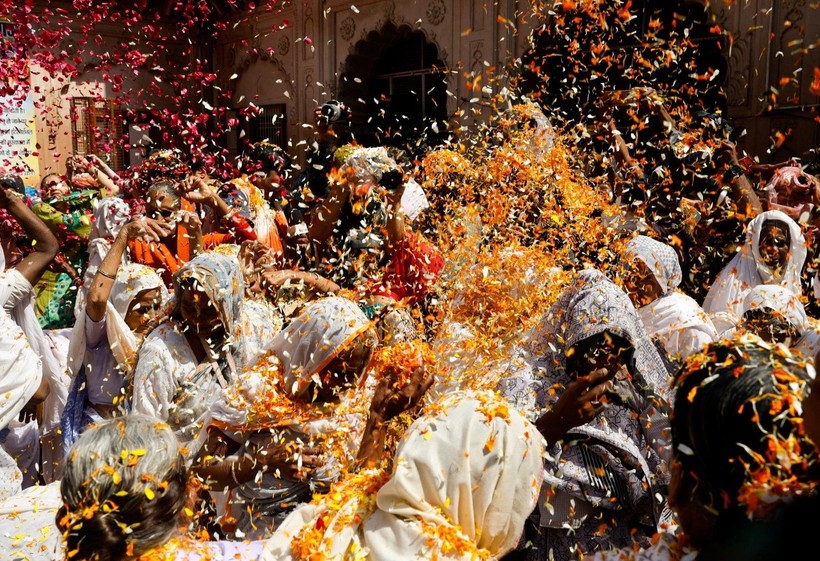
497,269,672,561
263,390,545,561
194,297,379,539
722,284,808,345
702,210,806,333
64,217,169,450
623,235,717,362
130,252,255,444
0,308,62,561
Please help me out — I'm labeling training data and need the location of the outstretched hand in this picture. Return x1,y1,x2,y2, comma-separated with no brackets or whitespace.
369,363,434,423
122,216,173,242
179,176,218,206
536,367,616,446
254,438,322,480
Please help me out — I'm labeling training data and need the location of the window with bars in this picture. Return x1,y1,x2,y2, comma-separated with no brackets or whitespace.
248,103,287,148
70,97,125,171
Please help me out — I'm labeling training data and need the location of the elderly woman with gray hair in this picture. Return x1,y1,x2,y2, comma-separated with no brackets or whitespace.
57,415,263,561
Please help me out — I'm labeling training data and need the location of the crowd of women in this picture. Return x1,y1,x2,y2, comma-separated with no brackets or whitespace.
1,91,819,561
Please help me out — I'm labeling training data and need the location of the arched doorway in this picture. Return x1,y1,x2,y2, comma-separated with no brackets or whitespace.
338,22,449,154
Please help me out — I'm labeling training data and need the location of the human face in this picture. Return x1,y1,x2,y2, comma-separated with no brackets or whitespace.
146,187,180,220
566,331,632,378
249,168,282,195
622,259,664,308
42,174,70,199
758,221,790,275
741,309,797,345
310,330,377,403
178,280,223,336
124,288,163,336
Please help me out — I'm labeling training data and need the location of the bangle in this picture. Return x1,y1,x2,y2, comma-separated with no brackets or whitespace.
98,269,116,280
230,459,242,486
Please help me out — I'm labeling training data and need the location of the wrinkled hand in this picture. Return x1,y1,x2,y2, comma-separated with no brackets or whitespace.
67,155,91,173
179,176,218,206
370,363,434,423
58,259,82,284
87,154,108,168
716,140,739,166
255,439,323,480
261,269,303,290
0,185,13,207
239,239,270,271
313,106,330,135
175,209,202,231
122,217,171,242
537,368,615,445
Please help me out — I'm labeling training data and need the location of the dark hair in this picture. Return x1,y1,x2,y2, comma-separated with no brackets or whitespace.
672,338,819,521
39,173,62,191
741,308,798,345
57,416,188,561
0,174,25,195
245,141,292,180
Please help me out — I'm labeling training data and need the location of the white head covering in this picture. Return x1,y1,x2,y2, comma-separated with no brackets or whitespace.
741,284,808,335
702,210,806,333
497,270,672,530
68,263,168,379
90,197,131,240
340,147,397,187
500,269,672,405
263,391,545,561
626,235,682,296
203,296,373,432
270,297,372,400
626,236,718,360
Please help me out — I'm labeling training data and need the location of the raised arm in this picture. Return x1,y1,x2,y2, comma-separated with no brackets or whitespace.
717,140,762,218
307,180,350,244
0,179,58,286
355,364,433,471
86,217,170,322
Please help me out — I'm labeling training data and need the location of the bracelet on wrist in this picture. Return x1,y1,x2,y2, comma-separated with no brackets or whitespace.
230,459,242,486
97,268,117,280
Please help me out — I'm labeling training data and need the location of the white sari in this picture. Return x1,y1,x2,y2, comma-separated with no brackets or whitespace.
263,391,545,561
626,235,717,361
206,297,374,539
0,249,68,483
131,253,248,445
720,284,809,342
702,210,806,334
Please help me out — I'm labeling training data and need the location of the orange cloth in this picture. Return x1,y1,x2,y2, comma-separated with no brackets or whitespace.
129,231,233,286
369,231,444,305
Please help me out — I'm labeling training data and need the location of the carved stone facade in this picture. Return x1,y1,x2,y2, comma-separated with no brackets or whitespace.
218,0,534,161
25,0,818,176
217,1,816,164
